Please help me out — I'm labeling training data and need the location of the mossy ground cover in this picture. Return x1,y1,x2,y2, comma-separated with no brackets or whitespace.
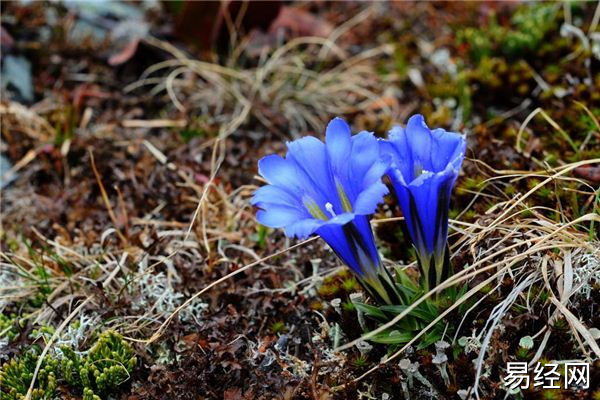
1,2,599,399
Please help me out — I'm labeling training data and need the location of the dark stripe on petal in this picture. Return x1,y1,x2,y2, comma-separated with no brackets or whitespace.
427,254,437,293
433,179,452,286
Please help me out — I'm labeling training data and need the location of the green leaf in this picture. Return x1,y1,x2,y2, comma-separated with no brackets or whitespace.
425,300,439,316
396,284,418,300
417,323,446,349
395,268,419,291
378,304,409,314
376,306,421,330
353,302,388,321
369,329,415,344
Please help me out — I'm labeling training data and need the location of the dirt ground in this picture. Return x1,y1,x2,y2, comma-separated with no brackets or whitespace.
1,1,599,399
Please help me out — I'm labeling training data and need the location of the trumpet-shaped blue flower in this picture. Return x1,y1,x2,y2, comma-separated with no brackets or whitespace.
252,118,400,304
380,115,466,291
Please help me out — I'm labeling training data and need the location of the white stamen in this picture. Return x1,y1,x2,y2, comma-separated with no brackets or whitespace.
325,202,337,218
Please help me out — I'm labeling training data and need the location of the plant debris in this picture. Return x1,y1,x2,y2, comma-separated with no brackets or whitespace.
1,2,599,399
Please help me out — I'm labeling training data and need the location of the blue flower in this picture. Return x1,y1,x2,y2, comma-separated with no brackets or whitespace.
252,118,400,304
380,114,466,291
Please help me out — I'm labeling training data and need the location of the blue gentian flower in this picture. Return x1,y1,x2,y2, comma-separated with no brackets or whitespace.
252,118,401,305
380,115,466,291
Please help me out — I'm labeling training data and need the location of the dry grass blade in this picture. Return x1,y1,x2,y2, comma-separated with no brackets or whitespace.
89,149,128,246
121,119,187,128
516,107,579,154
550,297,600,357
473,273,538,399
135,21,396,139
485,159,600,231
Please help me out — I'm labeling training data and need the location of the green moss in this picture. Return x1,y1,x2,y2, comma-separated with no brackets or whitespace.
541,389,562,400
256,225,267,250
537,186,553,199
520,206,534,218
0,346,58,400
269,321,287,334
79,330,136,394
318,283,339,297
0,314,19,343
462,176,485,192
318,269,362,299
457,26,494,63
309,300,323,311
504,184,517,197
449,208,460,220
516,346,531,360
83,387,101,400
528,286,550,305
179,128,206,143
393,46,408,76
342,278,358,292
545,153,559,166
457,3,559,62
504,4,558,56
0,329,138,400
538,289,549,304
553,317,568,330
479,284,493,295
427,82,459,99
342,301,355,312
30,325,55,342
352,355,368,368
462,209,477,221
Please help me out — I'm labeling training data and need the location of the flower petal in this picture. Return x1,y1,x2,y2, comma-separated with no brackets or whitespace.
350,131,379,183
380,126,414,183
258,154,298,189
252,117,390,289
352,215,380,273
386,172,414,237
286,136,333,195
407,168,457,253
325,117,352,175
251,184,299,208
326,212,356,226
317,223,362,275
430,128,466,173
285,218,324,238
256,205,303,228
405,114,433,172
353,181,389,215
362,157,390,188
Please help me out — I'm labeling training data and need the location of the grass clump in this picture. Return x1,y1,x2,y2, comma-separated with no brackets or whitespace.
353,269,470,350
